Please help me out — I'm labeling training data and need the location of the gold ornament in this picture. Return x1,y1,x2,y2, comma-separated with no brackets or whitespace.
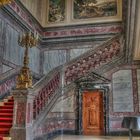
16,32,38,89
0,0,13,6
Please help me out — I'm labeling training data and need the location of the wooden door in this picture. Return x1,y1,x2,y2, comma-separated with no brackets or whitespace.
82,91,104,135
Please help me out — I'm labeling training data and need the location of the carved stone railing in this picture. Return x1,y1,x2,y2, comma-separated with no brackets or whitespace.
64,34,123,84
10,34,124,140
0,68,20,99
32,66,62,120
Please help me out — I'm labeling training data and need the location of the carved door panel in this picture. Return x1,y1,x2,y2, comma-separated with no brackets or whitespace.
82,91,104,135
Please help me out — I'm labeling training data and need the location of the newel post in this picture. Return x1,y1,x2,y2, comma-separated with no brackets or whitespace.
10,89,34,140
10,31,38,140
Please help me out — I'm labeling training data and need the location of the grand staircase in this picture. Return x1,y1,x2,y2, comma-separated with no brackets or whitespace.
0,96,14,140
0,35,123,140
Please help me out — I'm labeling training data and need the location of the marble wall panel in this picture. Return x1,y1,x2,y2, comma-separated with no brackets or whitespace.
2,64,12,73
2,23,40,74
29,47,40,74
4,24,24,66
70,48,91,60
112,70,134,112
52,95,74,113
43,50,66,74
137,69,140,110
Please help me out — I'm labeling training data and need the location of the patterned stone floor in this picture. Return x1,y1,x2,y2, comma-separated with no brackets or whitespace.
53,135,140,140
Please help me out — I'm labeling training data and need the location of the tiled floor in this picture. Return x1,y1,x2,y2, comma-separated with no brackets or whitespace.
53,135,140,140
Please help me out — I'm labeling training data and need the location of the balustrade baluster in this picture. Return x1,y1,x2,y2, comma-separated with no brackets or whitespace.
32,72,61,119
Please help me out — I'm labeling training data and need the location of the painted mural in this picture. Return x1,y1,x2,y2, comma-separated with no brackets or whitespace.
48,0,65,23
73,0,117,19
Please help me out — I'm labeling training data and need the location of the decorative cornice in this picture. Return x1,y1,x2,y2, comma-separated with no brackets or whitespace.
43,24,123,39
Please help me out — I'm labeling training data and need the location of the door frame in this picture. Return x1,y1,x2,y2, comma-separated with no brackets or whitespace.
76,83,109,135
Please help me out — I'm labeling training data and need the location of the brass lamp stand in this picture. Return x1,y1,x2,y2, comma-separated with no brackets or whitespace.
16,32,38,89
0,0,13,6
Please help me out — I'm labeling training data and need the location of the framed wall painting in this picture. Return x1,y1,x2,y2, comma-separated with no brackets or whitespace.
46,0,122,27
47,0,66,24
72,0,122,24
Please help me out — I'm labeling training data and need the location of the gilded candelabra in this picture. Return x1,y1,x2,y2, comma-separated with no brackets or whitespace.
0,0,13,6
16,32,38,89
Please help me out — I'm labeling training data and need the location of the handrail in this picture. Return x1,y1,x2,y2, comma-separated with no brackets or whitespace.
0,68,20,82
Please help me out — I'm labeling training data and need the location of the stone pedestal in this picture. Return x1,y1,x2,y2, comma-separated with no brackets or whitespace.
10,89,34,140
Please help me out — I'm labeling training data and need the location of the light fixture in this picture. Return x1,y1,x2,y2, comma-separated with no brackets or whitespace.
0,0,13,6
16,31,38,89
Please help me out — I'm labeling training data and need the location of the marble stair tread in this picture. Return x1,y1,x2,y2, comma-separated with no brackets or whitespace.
3,137,11,140
0,106,13,109
0,102,4,106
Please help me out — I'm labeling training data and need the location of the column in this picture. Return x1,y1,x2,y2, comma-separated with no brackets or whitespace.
10,89,34,140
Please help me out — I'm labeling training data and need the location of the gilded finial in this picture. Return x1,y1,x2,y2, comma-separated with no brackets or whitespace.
0,0,13,6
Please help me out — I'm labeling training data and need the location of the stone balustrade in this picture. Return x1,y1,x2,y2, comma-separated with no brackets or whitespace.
64,35,123,84
33,72,61,120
